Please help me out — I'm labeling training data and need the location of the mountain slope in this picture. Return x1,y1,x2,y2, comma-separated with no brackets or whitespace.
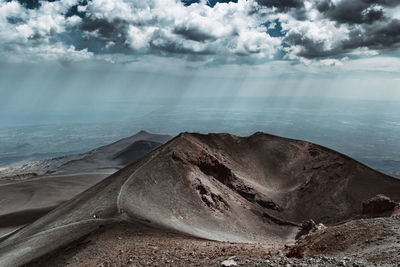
0,130,171,178
1,132,400,266
54,130,171,174
0,131,171,240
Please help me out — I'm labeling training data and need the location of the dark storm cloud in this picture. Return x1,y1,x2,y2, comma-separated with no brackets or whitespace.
6,16,24,24
256,0,307,20
10,0,59,9
315,0,333,13
256,0,304,11
181,0,238,7
276,0,400,59
283,32,340,58
362,7,385,24
343,19,400,50
80,18,124,40
316,0,400,24
75,17,136,54
173,26,218,42
366,0,400,8
283,17,400,59
149,38,215,56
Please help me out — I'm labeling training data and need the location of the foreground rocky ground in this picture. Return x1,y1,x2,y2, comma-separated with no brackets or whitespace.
25,222,277,266
23,223,353,267
25,216,399,267
287,217,400,266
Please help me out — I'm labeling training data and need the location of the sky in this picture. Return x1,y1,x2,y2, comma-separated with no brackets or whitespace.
0,0,400,128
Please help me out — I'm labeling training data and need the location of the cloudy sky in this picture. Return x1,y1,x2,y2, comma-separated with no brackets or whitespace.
1,0,400,128
1,0,400,63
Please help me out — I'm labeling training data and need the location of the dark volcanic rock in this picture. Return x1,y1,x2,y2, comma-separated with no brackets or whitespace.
295,220,317,240
362,194,396,215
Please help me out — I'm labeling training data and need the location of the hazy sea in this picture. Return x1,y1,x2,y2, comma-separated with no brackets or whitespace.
1,96,399,177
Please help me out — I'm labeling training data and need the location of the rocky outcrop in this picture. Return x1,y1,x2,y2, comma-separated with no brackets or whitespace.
362,194,397,215
295,220,326,240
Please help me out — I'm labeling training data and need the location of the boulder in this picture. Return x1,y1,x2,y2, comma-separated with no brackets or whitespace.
295,220,324,240
362,194,396,215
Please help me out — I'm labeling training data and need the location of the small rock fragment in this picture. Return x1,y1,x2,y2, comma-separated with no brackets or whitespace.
221,256,237,266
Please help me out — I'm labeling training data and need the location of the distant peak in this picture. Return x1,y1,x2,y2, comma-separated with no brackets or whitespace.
136,130,150,135
248,131,281,139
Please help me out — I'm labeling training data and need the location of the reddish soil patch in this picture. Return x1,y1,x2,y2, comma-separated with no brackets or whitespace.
26,222,278,267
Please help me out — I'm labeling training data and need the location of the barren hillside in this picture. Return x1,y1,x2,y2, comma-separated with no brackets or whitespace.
1,132,400,266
